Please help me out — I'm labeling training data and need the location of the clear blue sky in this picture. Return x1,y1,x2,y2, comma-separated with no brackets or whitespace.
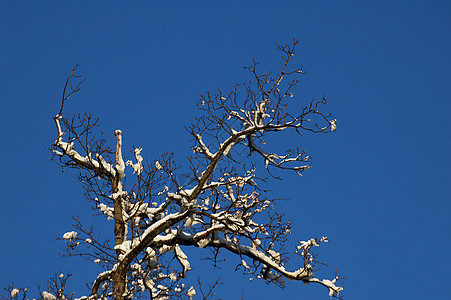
1,1,450,299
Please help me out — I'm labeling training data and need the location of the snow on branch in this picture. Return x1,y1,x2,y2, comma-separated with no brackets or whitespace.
113,130,126,190
126,147,143,175
174,245,191,278
48,41,342,300
191,42,336,179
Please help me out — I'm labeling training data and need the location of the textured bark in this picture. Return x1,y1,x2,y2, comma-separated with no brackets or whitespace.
112,178,126,300
112,266,126,300
112,178,126,251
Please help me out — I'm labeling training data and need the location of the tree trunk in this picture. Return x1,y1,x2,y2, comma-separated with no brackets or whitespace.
112,266,127,300
112,178,126,300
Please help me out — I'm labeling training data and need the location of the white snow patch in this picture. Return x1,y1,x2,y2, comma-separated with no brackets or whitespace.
99,203,114,220
184,213,196,229
308,277,343,297
241,259,250,270
114,240,132,253
63,231,77,241
187,286,196,299
174,245,190,277
42,291,56,300
11,289,19,298
52,150,64,156
159,245,173,254
330,119,337,132
197,236,211,248
126,147,144,175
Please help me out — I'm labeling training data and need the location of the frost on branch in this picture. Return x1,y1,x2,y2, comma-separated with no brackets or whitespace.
49,41,342,300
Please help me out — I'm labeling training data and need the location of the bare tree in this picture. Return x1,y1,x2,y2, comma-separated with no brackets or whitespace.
36,40,341,299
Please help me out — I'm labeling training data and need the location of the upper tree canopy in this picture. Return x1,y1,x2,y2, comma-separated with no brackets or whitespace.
46,40,342,300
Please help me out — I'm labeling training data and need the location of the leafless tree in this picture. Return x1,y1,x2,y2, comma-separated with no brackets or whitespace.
11,40,342,300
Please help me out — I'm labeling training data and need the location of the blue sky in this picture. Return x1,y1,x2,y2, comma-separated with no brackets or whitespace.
1,1,450,299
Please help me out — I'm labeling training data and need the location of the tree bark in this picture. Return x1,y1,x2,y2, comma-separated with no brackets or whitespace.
112,178,126,300
112,266,126,300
